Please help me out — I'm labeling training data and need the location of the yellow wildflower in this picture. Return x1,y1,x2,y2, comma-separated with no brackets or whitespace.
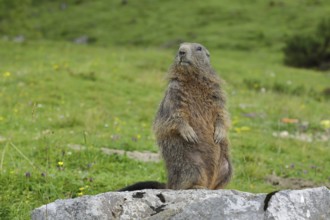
53,64,59,71
58,161,64,166
77,192,84,196
0,116,4,121
3,71,11,77
320,120,330,129
235,126,251,133
240,126,251,131
79,187,85,191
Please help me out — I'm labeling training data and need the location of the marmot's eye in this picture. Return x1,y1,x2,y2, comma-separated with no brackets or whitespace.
196,46,202,51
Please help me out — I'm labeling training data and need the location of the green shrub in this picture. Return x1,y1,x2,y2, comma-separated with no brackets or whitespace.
283,18,330,70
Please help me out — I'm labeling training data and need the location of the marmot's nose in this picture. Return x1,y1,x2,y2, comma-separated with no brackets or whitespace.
179,50,186,57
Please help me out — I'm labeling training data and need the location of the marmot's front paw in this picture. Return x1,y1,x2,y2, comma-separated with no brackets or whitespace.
214,126,226,144
180,125,199,143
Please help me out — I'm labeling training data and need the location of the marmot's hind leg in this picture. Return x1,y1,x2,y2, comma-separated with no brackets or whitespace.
214,157,232,189
167,162,209,190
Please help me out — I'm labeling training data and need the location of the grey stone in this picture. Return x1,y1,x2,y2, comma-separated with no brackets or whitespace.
100,148,160,162
73,36,89,44
31,187,330,220
13,35,25,43
265,187,330,220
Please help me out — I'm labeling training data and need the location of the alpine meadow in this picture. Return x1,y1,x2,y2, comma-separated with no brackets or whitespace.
0,0,330,219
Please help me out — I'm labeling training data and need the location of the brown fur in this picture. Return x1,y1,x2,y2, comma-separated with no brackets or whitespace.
153,42,232,190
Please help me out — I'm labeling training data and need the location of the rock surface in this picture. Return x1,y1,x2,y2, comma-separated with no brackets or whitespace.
32,187,330,220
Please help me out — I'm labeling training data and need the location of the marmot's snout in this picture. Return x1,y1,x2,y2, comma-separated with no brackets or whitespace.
178,45,191,65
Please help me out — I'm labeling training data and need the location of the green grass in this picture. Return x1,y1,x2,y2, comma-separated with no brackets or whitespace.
1,0,330,219
0,41,168,219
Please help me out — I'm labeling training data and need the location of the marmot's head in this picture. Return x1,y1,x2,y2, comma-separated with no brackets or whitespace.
174,42,211,71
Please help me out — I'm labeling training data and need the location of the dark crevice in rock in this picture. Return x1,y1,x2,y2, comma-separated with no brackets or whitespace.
156,193,166,203
150,204,167,216
263,190,279,211
132,192,145,198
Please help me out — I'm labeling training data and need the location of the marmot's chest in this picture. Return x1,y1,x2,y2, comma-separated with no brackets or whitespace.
178,88,219,125
181,83,219,109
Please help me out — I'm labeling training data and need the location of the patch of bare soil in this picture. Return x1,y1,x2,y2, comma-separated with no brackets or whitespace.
67,144,161,162
266,174,330,190
100,148,160,162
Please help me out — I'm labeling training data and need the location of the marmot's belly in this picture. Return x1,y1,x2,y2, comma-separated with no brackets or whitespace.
159,134,219,157
160,135,221,188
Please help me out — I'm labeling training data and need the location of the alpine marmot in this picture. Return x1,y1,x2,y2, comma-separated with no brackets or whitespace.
119,42,232,191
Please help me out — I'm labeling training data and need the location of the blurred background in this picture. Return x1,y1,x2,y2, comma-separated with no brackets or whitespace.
0,0,327,51
2,0,330,70
0,0,329,219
